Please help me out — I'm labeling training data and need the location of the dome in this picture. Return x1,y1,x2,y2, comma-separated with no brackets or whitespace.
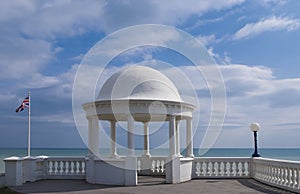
98,66,182,102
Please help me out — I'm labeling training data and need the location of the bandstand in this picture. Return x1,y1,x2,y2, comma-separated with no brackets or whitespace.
82,65,195,186
4,67,300,193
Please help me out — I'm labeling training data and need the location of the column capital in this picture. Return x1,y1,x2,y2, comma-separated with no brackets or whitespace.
86,115,98,120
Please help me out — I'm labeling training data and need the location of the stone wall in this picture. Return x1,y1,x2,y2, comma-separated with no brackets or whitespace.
0,173,5,188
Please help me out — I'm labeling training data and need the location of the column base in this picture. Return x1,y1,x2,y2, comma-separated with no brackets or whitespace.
142,153,151,157
125,156,137,186
110,154,120,159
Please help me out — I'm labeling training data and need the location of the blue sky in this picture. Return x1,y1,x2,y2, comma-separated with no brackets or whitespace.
1,0,300,149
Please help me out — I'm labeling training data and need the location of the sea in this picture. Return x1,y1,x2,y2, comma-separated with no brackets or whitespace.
1,148,300,173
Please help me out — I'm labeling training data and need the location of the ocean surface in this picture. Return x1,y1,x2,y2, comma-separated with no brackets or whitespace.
1,148,300,173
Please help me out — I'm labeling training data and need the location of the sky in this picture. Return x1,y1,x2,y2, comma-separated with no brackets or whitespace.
1,0,300,150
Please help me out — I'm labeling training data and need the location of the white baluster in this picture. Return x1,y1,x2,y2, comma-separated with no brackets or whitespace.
238,162,242,176
297,169,300,189
268,165,272,182
292,168,296,188
232,162,237,177
161,160,165,173
244,162,249,176
208,162,213,176
74,161,78,174
62,161,66,175
281,167,285,186
51,161,56,174
195,162,201,177
47,161,52,174
273,166,278,184
284,168,288,186
67,161,72,174
151,160,155,173
276,166,281,185
202,162,207,176
265,164,269,182
58,161,62,174
78,161,83,174
220,162,225,176
288,168,293,187
214,162,219,176
226,162,231,176
156,160,160,173
82,161,86,173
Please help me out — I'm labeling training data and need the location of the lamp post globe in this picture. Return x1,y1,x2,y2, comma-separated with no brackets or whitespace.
250,123,261,157
250,123,260,132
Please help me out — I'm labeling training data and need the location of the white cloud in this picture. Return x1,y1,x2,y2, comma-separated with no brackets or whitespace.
0,35,53,79
0,0,246,80
187,17,224,31
233,16,300,40
33,113,74,125
259,0,288,7
0,94,17,101
99,0,245,33
0,0,35,22
24,73,60,89
0,0,245,38
210,64,300,147
155,63,300,147
197,34,217,46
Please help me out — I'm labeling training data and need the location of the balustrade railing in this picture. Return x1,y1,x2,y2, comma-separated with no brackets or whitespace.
252,157,300,193
193,157,250,178
6,154,300,193
45,157,86,179
150,157,165,175
137,156,166,176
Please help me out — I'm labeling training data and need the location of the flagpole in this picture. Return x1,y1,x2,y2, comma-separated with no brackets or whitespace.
28,91,31,157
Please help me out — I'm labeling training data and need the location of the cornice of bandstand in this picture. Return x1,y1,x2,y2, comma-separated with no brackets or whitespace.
82,99,195,121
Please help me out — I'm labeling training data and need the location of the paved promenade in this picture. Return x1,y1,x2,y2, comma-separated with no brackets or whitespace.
8,177,295,194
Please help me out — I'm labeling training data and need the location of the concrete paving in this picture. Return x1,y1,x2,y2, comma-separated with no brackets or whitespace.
9,177,295,194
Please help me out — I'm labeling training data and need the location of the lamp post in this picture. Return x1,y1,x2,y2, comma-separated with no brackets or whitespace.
250,123,261,157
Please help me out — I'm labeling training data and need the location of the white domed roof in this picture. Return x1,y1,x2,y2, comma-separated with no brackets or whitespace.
98,66,182,102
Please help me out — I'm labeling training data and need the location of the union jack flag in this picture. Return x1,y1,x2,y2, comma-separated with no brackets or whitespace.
16,96,29,113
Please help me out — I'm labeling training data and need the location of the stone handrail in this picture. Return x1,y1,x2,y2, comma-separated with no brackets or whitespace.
193,157,251,178
252,157,300,193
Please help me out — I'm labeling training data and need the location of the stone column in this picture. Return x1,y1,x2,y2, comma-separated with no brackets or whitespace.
110,120,118,158
176,120,181,156
186,117,194,157
88,115,99,158
127,115,135,156
143,122,150,156
169,115,176,157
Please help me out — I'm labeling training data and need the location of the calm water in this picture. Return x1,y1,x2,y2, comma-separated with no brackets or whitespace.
1,148,300,173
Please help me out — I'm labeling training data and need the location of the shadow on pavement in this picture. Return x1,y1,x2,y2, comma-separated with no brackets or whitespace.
238,179,295,194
